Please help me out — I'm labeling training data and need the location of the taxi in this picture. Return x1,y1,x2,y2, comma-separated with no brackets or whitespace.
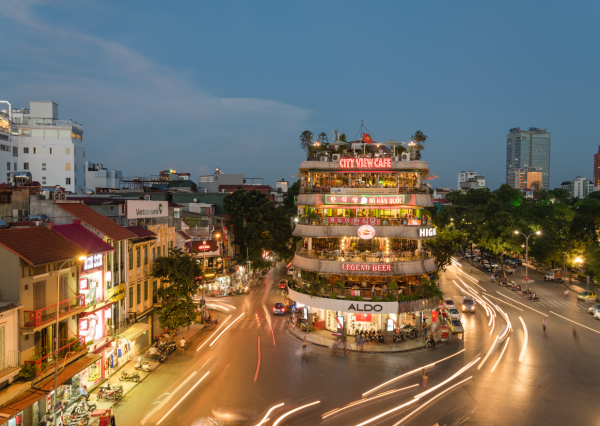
448,319,464,334
577,291,597,301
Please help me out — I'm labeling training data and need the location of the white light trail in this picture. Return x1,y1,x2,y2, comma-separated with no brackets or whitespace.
354,400,418,426
518,316,528,362
196,315,232,351
491,337,510,373
140,371,197,425
156,371,210,425
478,337,498,370
362,349,466,396
255,403,284,426
484,294,522,312
414,357,480,399
496,292,548,316
550,311,600,335
323,385,418,419
272,401,320,426
210,313,245,347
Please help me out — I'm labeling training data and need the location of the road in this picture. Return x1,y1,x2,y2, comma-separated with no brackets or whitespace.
110,261,600,426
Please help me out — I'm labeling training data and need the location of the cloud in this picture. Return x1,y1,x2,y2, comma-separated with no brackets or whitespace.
0,0,312,179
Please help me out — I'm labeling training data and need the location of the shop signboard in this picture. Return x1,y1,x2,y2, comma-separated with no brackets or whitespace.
327,217,380,226
126,200,167,219
419,228,437,237
342,263,392,272
351,289,361,297
83,254,103,271
325,194,406,205
79,278,89,291
339,157,392,169
357,225,376,239
331,187,399,194
355,313,371,322
107,283,126,303
190,240,218,253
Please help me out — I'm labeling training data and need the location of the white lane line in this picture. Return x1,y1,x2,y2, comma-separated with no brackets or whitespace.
550,311,600,335
496,292,548,316
484,294,523,311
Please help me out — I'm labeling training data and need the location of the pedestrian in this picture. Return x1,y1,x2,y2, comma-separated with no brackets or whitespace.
359,335,364,350
302,337,307,351
215,316,219,325
80,385,88,400
179,337,186,353
422,322,427,339
421,368,428,387
542,318,547,332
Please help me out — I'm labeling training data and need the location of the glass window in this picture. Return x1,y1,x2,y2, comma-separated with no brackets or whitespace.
32,129,43,137
23,147,29,154
129,287,133,309
23,163,29,170
33,147,38,154
136,247,141,267
65,148,70,154
46,130,57,138
152,247,155,261
65,163,71,171
6,162,9,171
129,250,133,270
59,130,71,138
137,283,141,305
144,246,148,265
144,281,148,301
65,177,71,185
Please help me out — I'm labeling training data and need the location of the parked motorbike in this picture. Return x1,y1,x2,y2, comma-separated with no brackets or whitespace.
119,369,140,382
73,399,96,414
135,357,151,372
97,383,123,401
426,338,436,349
65,412,89,426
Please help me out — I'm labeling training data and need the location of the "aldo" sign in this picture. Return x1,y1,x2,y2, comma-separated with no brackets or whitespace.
419,228,437,237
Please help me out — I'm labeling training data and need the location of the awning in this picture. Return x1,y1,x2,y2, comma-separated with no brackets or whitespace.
0,354,102,424
116,322,151,342
81,300,114,315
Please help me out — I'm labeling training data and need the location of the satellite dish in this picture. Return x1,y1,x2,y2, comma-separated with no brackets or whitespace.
193,199,198,203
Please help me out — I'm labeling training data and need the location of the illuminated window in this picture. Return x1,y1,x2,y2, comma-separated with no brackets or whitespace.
65,163,71,171
33,147,38,154
65,148,70,155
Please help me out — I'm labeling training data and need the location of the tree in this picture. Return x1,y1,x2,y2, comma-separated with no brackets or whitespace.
317,132,328,145
151,248,202,340
410,130,428,160
299,130,314,158
339,133,347,142
425,225,466,271
283,180,300,215
418,276,444,299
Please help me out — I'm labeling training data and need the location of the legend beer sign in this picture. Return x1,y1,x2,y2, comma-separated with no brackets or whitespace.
342,263,392,272
339,157,392,169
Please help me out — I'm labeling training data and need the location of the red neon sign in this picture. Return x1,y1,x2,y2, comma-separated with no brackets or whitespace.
341,263,392,272
339,158,391,169
324,195,405,205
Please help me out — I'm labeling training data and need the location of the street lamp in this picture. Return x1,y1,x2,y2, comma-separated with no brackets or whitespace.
53,255,86,426
514,230,541,281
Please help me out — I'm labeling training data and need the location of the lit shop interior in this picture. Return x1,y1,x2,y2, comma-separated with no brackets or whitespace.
305,172,420,189
298,207,431,226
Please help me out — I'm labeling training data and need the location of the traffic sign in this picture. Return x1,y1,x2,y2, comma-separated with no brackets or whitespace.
525,277,529,281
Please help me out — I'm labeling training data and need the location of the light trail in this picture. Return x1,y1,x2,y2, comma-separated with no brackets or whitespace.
392,376,473,426
254,336,261,381
354,400,418,426
255,403,284,426
362,349,466,396
206,303,229,311
496,291,548,316
322,385,419,419
484,294,523,311
458,275,486,293
478,337,498,370
156,371,210,425
518,316,528,362
196,315,232,351
140,371,198,425
491,337,510,373
414,357,480,399
550,311,600,335
262,304,276,345
272,401,320,426
210,313,246,347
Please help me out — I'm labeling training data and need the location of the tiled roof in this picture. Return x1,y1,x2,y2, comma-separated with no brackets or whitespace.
52,221,115,256
125,226,157,238
56,203,137,241
177,230,191,240
0,226,84,266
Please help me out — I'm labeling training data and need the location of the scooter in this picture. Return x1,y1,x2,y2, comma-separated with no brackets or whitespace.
119,369,140,382
135,357,151,372
65,412,90,426
426,338,436,349
73,399,96,414
97,383,123,401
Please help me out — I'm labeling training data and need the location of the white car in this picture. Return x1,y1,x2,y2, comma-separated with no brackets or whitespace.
446,308,461,320
594,310,600,321
588,304,600,315
444,298,456,309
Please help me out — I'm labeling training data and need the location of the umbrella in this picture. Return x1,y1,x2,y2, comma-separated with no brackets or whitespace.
423,176,439,180
382,139,407,156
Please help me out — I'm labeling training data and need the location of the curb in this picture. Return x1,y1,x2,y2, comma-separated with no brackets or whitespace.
285,325,446,354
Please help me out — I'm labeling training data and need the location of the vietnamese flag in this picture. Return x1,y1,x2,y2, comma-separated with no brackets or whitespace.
363,132,373,144
431,310,439,323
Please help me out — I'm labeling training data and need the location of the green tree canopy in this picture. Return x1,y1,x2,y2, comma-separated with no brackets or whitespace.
299,130,314,158
425,225,466,271
410,130,428,160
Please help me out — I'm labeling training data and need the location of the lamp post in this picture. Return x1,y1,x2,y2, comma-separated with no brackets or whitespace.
53,255,86,426
514,230,541,282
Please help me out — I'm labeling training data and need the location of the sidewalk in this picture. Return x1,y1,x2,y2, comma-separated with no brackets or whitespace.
86,323,207,424
287,325,446,353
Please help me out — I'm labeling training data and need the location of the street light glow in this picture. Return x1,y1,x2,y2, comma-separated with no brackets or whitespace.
574,257,583,263
514,230,519,234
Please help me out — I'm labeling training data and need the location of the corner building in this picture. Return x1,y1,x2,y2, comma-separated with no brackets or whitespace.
290,151,438,338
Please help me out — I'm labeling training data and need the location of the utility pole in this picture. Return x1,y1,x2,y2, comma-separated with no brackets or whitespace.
514,230,541,283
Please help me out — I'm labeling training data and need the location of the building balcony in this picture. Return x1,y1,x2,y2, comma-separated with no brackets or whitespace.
25,336,86,378
296,193,434,208
23,294,85,329
292,223,436,239
291,251,437,276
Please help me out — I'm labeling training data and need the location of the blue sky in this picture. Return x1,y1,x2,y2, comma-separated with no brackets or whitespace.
1,1,599,190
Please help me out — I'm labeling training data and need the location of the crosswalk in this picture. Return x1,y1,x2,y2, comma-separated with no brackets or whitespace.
536,299,595,312
232,318,289,331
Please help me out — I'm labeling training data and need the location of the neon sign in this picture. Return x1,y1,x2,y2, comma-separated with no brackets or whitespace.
419,228,437,237
357,225,376,239
341,263,392,272
339,158,392,169
83,254,103,271
324,195,405,205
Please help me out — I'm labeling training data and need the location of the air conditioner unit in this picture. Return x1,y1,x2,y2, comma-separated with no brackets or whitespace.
144,195,151,200
401,152,411,162
392,156,400,162
332,154,341,161
319,157,329,162
56,193,66,200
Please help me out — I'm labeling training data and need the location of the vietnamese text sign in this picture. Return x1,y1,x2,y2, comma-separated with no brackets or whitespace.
324,195,406,205
126,200,167,219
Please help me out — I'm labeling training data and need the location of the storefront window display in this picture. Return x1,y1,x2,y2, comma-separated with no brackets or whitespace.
79,270,103,307
80,307,111,346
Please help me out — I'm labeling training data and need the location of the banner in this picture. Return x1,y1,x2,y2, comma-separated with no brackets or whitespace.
431,310,439,323
126,200,168,219
107,283,126,303
355,313,372,322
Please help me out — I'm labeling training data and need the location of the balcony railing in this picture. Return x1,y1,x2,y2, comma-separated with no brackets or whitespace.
292,280,428,300
300,185,427,194
25,337,86,378
295,248,431,263
0,350,20,378
24,294,85,328
296,215,432,227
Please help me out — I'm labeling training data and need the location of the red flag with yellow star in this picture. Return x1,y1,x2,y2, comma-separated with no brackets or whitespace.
363,132,373,144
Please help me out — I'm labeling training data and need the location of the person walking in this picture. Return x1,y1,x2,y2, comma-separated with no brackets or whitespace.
422,322,428,339
179,337,186,353
302,337,307,351
542,318,547,333
421,368,428,387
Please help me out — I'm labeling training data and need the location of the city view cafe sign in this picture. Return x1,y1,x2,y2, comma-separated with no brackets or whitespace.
339,158,392,169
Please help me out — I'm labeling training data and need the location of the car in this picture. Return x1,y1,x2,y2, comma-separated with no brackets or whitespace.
588,304,600,315
444,298,455,309
272,303,285,315
446,308,461,320
448,319,464,334
594,310,600,321
509,258,523,266
461,297,475,313
577,291,597,301
278,280,288,289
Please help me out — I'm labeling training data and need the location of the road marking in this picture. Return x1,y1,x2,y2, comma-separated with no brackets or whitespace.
549,311,600,335
496,292,547,316
156,371,210,425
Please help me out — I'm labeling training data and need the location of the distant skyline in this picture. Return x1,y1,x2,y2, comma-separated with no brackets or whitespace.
1,1,598,190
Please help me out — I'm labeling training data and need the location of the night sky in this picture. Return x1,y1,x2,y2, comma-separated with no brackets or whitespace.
1,1,598,190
